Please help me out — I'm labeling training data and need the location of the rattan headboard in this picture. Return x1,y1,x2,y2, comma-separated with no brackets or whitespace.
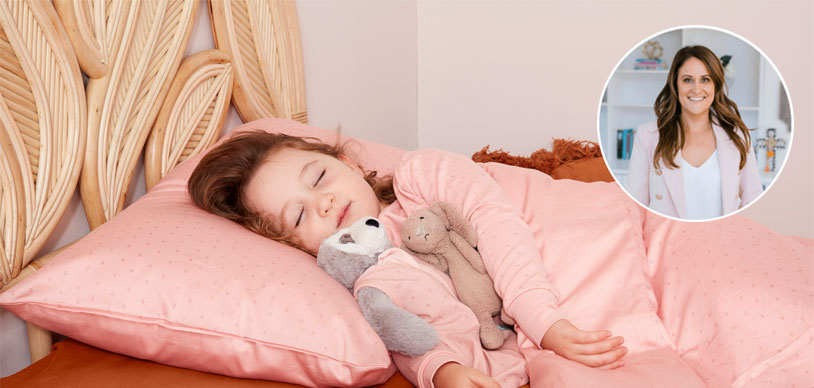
0,0,306,363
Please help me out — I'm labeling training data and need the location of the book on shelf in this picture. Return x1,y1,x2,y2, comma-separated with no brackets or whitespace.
616,128,634,160
634,58,666,70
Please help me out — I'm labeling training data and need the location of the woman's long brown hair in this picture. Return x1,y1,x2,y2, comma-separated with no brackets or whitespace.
187,130,395,248
653,45,751,170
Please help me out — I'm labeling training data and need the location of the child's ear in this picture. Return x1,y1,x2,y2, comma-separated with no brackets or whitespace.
338,154,363,174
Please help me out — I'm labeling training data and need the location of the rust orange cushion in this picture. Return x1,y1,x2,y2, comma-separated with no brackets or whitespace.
549,157,613,183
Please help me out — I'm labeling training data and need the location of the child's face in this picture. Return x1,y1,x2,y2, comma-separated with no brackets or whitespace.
244,147,384,255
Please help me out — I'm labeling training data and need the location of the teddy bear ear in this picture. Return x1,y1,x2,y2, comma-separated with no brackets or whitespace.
428,204,451,229
430,202,478,246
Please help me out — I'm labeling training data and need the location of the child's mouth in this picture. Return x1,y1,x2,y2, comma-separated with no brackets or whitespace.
337,203,350,228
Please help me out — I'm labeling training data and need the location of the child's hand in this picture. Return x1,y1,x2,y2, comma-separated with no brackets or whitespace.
433,362,501,388
540,319,627,369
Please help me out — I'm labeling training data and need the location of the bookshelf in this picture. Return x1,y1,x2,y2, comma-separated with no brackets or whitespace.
599,27,790,188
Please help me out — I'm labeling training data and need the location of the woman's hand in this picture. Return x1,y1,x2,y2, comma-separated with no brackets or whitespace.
432,362,500,388
540,319,627,369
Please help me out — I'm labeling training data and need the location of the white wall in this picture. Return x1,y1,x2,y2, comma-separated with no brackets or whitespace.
2,0,812,378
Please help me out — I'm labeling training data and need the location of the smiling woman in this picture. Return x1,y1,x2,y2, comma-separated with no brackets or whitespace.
599,26,796,222
624,44,762,220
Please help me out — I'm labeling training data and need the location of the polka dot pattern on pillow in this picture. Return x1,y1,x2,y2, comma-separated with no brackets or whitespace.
0,118,406,388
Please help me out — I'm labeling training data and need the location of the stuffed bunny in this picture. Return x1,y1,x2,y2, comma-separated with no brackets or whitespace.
400,202,514,350
317,216,439,357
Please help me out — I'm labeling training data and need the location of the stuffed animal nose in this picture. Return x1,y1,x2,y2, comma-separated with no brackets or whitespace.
415,225,425,237
365,218,379,228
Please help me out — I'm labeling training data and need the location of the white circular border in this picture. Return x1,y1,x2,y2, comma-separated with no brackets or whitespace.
596,24,796,223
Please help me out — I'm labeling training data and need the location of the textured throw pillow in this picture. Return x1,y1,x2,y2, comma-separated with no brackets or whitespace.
549,157,614,183
0,118,404,388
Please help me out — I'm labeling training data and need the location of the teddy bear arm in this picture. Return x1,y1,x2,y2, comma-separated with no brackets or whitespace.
449,232,487,274
404,248,449,273
357,286,440,357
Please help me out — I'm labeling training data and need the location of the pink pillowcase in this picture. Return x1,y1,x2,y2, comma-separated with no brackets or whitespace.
0,118,405,387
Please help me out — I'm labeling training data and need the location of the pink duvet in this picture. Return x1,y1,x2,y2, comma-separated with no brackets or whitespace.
375,149,812,387
642,212,813,387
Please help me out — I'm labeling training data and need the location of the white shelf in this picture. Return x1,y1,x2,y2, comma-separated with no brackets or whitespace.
616,104,654,109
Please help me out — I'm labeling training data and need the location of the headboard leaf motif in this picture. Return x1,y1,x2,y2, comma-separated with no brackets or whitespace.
0,106,26,285
1,0,308,365
53,0,131,79
209,0,308,124
145,49,235,190
78,0,199,230
0,0,87,284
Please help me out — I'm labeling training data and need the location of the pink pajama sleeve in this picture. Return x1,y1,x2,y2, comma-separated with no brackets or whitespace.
392,148,561,346
354,249,528,388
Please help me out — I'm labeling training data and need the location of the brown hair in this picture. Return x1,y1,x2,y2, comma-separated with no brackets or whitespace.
187,130,395,248
653,45,751,170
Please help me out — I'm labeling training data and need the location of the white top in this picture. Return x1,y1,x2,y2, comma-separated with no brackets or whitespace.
681,149,723,220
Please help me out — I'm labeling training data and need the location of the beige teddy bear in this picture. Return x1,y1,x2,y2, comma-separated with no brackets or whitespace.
400,202,515,350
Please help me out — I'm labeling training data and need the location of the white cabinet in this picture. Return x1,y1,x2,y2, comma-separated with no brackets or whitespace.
599,27,789,188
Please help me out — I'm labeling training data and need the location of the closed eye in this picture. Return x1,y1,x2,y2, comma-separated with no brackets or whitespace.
315,169,325,186
296,169,325,228
295,208,304,227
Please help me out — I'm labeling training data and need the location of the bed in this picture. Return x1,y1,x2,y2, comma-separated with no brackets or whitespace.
0,1,508,386
1,1,811,388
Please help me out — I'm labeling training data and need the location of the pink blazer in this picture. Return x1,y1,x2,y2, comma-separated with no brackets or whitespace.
625,121,762,219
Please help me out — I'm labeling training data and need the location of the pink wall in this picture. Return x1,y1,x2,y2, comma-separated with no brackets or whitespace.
2,0,811,377
416,1,812,238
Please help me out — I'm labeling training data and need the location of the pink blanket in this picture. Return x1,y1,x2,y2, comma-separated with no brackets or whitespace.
643,212,813,387
488,159,814,387
380,149,812,387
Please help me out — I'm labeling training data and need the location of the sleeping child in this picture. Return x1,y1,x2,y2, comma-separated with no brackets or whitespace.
187,128,812,388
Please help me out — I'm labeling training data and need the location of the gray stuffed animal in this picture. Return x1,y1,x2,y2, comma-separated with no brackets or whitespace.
317,216,439,357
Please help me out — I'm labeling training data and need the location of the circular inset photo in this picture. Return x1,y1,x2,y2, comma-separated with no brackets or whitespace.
598,25,793,221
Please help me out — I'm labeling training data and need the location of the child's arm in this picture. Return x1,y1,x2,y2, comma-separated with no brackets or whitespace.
356,248,528,388
393,149,560,344
392,149,625,366
433,362,500,388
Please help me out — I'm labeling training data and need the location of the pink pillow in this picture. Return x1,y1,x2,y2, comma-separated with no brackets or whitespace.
0,118,405,387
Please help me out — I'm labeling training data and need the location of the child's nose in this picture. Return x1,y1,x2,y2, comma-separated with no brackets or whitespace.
318,193,334,217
